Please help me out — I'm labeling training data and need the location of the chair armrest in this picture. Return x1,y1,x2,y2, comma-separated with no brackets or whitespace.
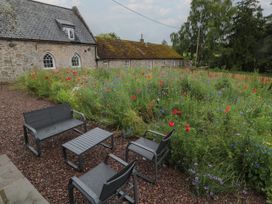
71,176,100,204
128,141,157,158
72,110,86,121
143,130,165,138
107,154,128,166
24,123,38,138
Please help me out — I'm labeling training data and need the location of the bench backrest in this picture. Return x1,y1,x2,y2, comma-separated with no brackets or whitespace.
23,104,72,130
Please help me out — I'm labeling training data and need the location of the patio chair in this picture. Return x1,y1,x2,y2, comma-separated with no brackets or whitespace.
125,129,175,183
68,154,138,204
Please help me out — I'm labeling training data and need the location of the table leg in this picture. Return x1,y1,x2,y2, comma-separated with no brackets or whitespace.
78,155,84,172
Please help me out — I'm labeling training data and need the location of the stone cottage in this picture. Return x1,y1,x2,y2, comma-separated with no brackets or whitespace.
96,37,183,68
0,0,97,82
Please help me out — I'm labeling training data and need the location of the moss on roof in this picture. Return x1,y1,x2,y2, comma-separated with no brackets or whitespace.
96,37,182,60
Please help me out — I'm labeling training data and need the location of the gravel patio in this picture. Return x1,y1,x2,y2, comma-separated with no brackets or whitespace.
0,84,266,204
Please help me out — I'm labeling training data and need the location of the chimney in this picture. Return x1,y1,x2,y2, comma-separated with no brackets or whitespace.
140,34,144,43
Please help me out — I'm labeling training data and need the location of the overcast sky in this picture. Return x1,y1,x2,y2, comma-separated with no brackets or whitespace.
37,0,271,44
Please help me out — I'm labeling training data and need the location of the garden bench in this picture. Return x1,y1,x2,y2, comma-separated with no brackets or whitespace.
23,103,86,157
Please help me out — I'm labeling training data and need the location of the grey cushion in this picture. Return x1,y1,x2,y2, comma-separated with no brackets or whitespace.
36,119,83,140
79,162,116,197
128,137,159,160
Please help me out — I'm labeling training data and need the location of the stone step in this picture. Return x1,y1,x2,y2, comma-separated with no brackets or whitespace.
0,154,49,204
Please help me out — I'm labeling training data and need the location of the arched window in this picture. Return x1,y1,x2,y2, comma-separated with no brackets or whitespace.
43,53,55,69
71,54,81,68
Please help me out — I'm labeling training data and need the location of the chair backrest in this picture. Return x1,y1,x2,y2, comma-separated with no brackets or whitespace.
23,103,72,130
156,129,175,155
99,161,136,202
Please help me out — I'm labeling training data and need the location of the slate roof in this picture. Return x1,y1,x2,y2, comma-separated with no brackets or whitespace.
0,0,95,44
96,38,182,60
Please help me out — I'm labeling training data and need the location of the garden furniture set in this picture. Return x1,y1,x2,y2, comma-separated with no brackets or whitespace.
23,103,175,203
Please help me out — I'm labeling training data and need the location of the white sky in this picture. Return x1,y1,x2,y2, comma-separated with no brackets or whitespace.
36,0,271,44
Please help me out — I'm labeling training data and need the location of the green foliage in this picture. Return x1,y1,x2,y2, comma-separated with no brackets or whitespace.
171,0,270,72
230,0,265,71
18,67,272,201
171,0,236,66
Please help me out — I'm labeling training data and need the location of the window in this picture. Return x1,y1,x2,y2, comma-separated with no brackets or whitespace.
43,53,55,69
103,60,109,68
63,27,75,40
125,60,130,67
71,54,81,67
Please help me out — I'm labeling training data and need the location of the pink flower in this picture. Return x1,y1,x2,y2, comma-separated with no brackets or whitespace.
168,121,175,127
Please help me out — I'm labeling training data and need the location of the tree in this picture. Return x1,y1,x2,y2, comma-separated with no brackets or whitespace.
229,0,265,71
256,14,272,72
171,0,236,67
161,39,168,45
96,32,120,40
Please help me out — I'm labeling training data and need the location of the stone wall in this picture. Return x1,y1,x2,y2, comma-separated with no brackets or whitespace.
97,59,183,69
0,40,96,81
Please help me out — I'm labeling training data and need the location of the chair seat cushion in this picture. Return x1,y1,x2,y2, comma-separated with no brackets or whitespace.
36,119,84,140
128,137,159,160
79,162,116,197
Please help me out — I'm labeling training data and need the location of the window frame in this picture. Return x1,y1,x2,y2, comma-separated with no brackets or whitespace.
63,27,75,41
43,53,56,69
71,53,81,68
125,60,130,68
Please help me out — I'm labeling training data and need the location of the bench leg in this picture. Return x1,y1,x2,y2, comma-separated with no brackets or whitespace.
84,122,87,132
111,135,114,150
24,127,41,157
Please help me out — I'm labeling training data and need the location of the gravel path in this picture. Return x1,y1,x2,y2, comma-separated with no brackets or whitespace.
0,84,265,204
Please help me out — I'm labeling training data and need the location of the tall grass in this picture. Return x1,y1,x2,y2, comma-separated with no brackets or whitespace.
17,67,272,200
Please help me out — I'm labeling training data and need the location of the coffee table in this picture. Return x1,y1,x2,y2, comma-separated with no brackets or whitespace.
62,127,114,171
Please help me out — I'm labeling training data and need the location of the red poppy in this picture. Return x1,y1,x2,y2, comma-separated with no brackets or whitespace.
252,88,257,94
73,71,78,76
172,108,182,116
66,77,72,81
243,85,249,90
224,105,231,113
159,80,164,87
185,123,191,133
168,121,175,127
131,95,137,101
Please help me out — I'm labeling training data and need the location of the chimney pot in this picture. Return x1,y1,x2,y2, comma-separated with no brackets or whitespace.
140,34,144,43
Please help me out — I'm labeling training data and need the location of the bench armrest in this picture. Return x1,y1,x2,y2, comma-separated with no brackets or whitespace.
128,141,157,159
107,154,128,166
24,123,38,138
72,110,86,122
70,176,100,204
143,130,165,138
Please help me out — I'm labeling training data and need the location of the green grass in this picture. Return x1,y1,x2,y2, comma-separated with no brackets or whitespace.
17,67,272,200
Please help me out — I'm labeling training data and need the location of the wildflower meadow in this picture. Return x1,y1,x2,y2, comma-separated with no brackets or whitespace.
18,67,272,201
